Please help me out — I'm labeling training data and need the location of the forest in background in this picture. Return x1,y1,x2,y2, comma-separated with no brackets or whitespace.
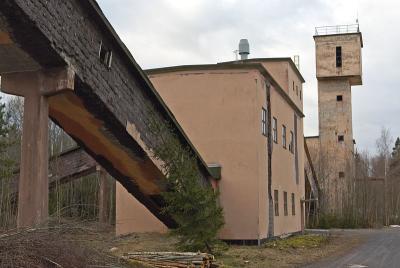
0,96,115,230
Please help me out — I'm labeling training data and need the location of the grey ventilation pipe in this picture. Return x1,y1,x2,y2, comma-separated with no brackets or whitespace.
239,39,250,60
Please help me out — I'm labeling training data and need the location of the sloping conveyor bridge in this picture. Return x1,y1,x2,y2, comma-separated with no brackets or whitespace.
0,0,217,228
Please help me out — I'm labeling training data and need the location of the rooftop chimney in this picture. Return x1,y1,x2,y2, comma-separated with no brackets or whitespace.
239,39,250,60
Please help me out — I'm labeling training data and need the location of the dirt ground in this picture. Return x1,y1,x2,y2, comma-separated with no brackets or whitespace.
0,221,363,268
110,231,363,268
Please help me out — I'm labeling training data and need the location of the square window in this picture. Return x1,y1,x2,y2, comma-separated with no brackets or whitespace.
337,95,343,102
339,172,345,178
338,135,344,142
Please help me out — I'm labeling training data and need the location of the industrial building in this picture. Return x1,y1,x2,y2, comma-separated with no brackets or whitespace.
116,41,308,243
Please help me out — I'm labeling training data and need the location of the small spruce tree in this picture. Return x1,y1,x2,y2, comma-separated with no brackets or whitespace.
147,110,224,253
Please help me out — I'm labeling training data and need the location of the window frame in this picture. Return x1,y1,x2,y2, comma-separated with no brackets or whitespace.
282,125,287,149
289,131,294,153
273,117,278,144
284,191,288,216
261,108,267,137
274,190,279,217
291,193,296,216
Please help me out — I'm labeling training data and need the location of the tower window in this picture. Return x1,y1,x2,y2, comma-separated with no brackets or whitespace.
296,86,299,96
337,95,343,101
338,135,344,142
336,46,342,68
339,172,345,178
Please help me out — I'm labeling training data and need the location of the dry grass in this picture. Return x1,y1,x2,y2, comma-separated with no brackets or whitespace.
109,232,361,268
0,220,132,268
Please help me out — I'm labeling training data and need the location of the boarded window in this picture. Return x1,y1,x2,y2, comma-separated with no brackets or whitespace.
284,191,288,216
336,46,342,68
274,190,279,216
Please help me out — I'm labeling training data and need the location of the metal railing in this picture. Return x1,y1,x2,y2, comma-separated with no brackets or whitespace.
315,24,360,36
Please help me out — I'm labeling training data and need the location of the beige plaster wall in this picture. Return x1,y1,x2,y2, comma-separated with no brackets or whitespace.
148,69,268,240
258,61,304,111
116,66,305,240
116,181,168,235
270,86,305,236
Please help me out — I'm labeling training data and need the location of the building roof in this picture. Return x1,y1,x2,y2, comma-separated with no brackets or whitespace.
219,57,305,83
146,63,305,118
82,0,217,180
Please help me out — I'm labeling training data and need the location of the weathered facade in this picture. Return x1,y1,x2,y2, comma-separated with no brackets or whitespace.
116,59,306,242
0,0,216,228
306,25,363,214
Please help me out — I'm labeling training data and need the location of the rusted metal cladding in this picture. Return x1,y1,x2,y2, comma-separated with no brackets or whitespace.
0,0,211,227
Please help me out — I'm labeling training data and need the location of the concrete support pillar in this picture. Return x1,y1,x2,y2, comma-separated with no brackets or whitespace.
19,88,49,227
97,166,110,223
1,68,74,228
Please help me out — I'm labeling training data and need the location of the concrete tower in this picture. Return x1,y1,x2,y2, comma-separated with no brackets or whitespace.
314,24,363,214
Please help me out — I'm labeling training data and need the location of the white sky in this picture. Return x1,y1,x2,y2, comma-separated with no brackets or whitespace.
97,0,400,153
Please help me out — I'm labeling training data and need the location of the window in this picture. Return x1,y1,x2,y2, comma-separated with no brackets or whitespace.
99,42,113,69
336,46,342,68
289,131,294,153
273,117,278,143
337,95,343,102
300,89,302,100
338,135,344,142
261,108,267,136
296,85,299,96
274,190,279,216
291,193,296,216
282,125,287,149
284,191,288,216
339,172,345,178
292,81,295,91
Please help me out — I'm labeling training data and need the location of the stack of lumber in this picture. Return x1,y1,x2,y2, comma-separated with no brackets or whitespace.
123,252,218,268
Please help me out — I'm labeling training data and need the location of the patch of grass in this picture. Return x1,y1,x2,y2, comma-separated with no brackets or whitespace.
264,234,329,250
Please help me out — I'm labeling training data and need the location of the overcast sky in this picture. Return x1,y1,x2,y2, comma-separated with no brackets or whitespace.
97,0,400,153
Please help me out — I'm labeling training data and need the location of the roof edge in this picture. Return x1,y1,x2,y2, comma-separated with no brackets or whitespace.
146,63,305,118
